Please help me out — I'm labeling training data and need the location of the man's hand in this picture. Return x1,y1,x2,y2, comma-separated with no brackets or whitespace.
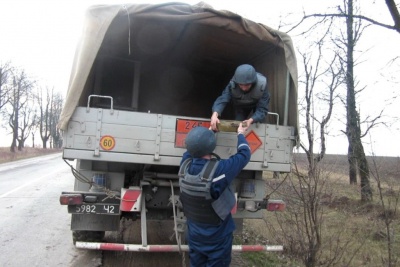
210,112,220,131
237,122,247,135
243,118,253,129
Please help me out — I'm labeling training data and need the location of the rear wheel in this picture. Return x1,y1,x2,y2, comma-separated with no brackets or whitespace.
72,230,105,244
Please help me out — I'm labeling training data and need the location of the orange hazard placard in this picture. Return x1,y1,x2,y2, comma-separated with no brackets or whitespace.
245,130,262,154
100,135,115,150
175,119,211,148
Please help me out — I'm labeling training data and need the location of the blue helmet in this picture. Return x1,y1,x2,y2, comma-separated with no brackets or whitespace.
232,64,257,84
185,127,216,157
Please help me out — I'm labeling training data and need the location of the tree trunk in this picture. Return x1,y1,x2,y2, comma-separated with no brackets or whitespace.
345,0,372,201
346,0,358,186
10,80,19,153
17,139,23,151
356,141,372,201
42,139,47,149
347,142,358,184
10,138,16,152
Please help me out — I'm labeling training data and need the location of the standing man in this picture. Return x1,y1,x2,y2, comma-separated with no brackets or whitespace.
178,124,251,267
210,64,269,131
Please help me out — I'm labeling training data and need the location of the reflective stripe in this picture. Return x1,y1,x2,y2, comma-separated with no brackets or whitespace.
212,174,226,183
238,143,251,150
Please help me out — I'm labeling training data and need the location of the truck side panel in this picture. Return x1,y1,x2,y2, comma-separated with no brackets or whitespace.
64,107,294,172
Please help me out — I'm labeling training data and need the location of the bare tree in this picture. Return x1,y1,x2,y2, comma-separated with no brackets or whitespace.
384,0,400,33
1,63,63,150
1,69,34,152
272,24,348,267
292,1,400,34
292,0,387,201
298,28,344,266
370,154,399,267
0,61,12,110
50,92,63,148
340,0,374,201
299,26,343,170
37,86,52,149
17,98,37,149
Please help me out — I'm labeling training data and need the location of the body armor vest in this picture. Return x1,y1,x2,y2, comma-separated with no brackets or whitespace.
179,158,236,225
230,73,267,107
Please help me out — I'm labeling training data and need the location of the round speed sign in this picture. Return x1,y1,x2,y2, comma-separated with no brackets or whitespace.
100,135,115,150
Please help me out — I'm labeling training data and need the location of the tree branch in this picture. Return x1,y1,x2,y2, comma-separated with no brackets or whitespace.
304,13,399,31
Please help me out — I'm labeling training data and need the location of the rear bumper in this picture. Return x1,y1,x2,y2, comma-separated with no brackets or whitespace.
76,242,283,252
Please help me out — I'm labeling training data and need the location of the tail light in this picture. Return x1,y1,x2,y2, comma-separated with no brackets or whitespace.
267,200,286,211
60,194,83,205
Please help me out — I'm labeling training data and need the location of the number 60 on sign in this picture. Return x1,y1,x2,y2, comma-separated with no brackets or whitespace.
100,135,115,150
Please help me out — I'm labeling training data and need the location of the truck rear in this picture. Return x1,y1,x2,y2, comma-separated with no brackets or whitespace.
58,2,298,252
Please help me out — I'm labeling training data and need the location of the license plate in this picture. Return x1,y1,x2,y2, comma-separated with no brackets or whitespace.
68,204,120,215
175,119,210,148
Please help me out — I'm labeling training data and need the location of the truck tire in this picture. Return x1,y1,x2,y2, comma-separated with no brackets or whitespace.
72,230,105,244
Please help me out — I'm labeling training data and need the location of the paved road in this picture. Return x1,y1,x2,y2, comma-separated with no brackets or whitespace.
0,154,102,267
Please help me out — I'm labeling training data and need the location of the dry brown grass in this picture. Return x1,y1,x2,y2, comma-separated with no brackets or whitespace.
0,147,61,164
241,153,400,267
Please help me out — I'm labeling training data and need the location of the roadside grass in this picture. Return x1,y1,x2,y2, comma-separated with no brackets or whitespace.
237,155,399,267
241,252,292,267
233,231,300,267
0,147,61,164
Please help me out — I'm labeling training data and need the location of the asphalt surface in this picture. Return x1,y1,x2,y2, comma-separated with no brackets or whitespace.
0,153,102,267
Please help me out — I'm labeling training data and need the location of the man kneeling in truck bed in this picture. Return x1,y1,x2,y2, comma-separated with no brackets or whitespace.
179,124,250,266
210,64,270,131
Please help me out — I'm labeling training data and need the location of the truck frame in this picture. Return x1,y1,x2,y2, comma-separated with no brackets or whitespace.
58,2,298,252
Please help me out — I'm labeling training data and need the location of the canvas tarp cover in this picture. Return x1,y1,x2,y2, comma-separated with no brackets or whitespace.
58,2,298,134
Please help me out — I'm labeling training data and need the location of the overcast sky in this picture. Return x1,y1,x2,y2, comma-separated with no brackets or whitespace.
0,0,399,156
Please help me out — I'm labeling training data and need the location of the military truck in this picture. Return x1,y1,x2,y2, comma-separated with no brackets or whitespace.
58,2,298,252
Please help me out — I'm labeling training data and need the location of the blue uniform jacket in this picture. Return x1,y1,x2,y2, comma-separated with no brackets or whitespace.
180,133,251,241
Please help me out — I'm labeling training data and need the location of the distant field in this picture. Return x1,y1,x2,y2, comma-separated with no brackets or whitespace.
294,153,399,177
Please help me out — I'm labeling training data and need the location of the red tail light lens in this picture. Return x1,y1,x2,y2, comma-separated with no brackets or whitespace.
267,200,286,211
60,194,83,205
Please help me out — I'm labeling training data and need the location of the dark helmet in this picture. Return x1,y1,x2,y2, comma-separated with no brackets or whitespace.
232,64,257,84
185,127,216,157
